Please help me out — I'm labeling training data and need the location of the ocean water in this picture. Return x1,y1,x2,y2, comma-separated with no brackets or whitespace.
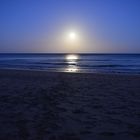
0,53,140,74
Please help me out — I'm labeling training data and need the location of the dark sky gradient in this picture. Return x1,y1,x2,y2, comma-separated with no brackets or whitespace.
0,0,140,53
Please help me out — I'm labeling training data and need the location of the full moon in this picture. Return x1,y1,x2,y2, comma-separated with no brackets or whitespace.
69,32,76,40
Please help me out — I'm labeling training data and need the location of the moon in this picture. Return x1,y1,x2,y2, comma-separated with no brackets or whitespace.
69,32,76,40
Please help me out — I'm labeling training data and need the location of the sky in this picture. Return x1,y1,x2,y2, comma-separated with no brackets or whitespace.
0,0,140,53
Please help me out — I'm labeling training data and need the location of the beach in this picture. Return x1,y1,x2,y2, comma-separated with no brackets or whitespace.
0,69,140,140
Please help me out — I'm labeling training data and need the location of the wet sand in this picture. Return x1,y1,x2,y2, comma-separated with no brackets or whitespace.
0,69,140,140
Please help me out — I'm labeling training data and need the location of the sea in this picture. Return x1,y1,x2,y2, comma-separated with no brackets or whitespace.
0,53,140,74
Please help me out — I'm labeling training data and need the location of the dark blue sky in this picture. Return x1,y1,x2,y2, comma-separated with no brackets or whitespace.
0,0,140,53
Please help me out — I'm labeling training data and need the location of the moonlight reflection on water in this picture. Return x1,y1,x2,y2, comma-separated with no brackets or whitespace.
65,54,79,72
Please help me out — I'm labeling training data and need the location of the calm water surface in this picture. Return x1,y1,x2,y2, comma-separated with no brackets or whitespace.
0,54,140,74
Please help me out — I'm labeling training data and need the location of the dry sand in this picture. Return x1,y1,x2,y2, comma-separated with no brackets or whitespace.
0,69,140,140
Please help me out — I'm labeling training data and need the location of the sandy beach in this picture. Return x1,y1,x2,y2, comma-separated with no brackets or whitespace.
0,69,140,140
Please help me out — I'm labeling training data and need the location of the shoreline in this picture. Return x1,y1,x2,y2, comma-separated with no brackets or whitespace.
0,68,140,76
